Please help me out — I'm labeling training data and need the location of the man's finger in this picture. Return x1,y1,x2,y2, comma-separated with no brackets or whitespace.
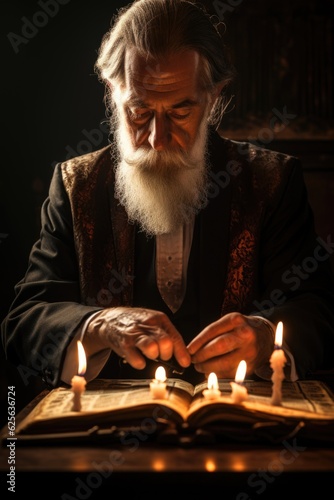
191,333,237,362
187,313,246,354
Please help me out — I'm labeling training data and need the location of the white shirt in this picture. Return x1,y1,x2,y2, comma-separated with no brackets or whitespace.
155,218,194,313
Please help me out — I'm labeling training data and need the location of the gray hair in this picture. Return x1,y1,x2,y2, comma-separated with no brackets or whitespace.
95,0,235,127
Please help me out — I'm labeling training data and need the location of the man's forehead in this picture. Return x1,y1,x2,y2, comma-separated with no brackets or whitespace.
124,47,202,91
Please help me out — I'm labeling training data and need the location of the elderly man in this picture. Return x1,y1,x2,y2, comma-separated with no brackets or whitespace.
2,0,334,388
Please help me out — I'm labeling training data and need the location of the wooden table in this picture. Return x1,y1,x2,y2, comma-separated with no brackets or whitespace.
1,378,334,499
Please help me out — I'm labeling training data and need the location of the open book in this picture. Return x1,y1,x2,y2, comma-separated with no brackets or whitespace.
12,378,334,444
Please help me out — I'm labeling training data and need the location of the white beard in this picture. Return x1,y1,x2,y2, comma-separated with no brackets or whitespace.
112,114,210,236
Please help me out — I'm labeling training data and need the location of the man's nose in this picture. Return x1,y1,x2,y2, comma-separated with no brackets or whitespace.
148,114,169,150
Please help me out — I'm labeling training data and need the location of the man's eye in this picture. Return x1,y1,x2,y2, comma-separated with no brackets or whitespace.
128,109,151,122
170,110,190,120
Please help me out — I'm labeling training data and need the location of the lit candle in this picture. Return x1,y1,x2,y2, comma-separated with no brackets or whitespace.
71,340,87,412
230,360,248,404
150,366,167,399
203,372,221,400
270,321,287,406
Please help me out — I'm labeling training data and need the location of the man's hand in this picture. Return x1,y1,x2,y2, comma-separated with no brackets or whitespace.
187,312,275,378
85,307,191,370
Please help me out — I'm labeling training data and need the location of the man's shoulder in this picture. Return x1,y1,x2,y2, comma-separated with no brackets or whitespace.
210,131,301,189
59,144,113,178
56,145,114,195
209,131,302,200
212,130,298,168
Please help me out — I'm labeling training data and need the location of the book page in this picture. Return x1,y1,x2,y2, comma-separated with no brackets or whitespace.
15,378,195,434
15,378,334,436
244,380,334,416
187,380,334,422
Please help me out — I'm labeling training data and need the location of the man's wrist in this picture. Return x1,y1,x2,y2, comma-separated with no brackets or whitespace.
79,310,103,342
251,316,276,341
249,315,277,372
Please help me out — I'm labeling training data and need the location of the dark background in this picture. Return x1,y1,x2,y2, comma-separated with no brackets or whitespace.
1,0,334,424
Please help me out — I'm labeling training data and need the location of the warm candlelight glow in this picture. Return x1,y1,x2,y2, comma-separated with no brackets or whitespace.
235,360,246,383
205,459,217,472
203,372,221,400
274,321,283,347
155,365,167,383
230,360,248,404
270,321,287,406
150,366,167,399
207,372,219,390
77,340,87,375
71,340,87,412
152,459,166,471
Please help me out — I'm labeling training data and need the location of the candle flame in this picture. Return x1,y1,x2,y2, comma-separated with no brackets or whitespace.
207,372,219,390
155,365,166,382
235,360,247,383
275,321,283,347
77,340,87,375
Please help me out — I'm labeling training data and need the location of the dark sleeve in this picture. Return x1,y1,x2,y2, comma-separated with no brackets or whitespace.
255,157,334,377
1,164,102,387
